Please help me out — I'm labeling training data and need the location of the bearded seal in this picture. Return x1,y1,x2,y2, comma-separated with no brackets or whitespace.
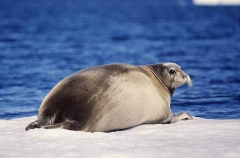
26,63,193,132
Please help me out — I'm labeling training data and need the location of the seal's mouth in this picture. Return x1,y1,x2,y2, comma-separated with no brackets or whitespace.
171,74,193,90
186,75,193,87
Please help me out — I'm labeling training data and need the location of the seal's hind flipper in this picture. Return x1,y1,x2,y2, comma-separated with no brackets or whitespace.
25,120,41,130
25,118,50,131
42,121,81,131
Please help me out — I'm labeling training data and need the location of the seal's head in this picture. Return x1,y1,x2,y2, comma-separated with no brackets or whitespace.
151,62,192,95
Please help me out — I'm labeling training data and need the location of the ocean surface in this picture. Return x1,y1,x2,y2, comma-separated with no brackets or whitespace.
0,0,240,120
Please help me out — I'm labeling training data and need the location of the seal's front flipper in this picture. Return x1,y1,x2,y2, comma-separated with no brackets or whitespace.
42,121,81,131
173,112,193,122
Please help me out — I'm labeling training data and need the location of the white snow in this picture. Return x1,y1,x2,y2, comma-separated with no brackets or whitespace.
193,0,240,5
1,116,240,158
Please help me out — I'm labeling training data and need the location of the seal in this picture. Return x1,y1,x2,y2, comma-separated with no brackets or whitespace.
26,63,193,132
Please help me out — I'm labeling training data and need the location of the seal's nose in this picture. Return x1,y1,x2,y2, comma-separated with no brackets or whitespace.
182,74,187,79
181,71,188,79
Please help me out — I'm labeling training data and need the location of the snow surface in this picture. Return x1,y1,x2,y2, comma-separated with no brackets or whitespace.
193,0,240,5
1,116,240,158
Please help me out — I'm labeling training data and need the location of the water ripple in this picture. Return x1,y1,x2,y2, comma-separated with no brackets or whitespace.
0,0,240,119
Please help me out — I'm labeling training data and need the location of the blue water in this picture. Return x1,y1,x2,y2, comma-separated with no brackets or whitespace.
0,0,240,120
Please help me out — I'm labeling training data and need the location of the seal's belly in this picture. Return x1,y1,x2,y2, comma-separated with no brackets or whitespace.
83,72,171,132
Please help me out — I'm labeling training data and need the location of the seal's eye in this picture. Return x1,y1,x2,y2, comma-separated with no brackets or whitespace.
169,69,175,75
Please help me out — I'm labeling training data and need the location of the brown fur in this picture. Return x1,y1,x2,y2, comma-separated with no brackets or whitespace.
26,63,193,132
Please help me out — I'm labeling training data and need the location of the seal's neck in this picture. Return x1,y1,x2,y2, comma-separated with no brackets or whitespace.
139,66,172,97
143,65,175,96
